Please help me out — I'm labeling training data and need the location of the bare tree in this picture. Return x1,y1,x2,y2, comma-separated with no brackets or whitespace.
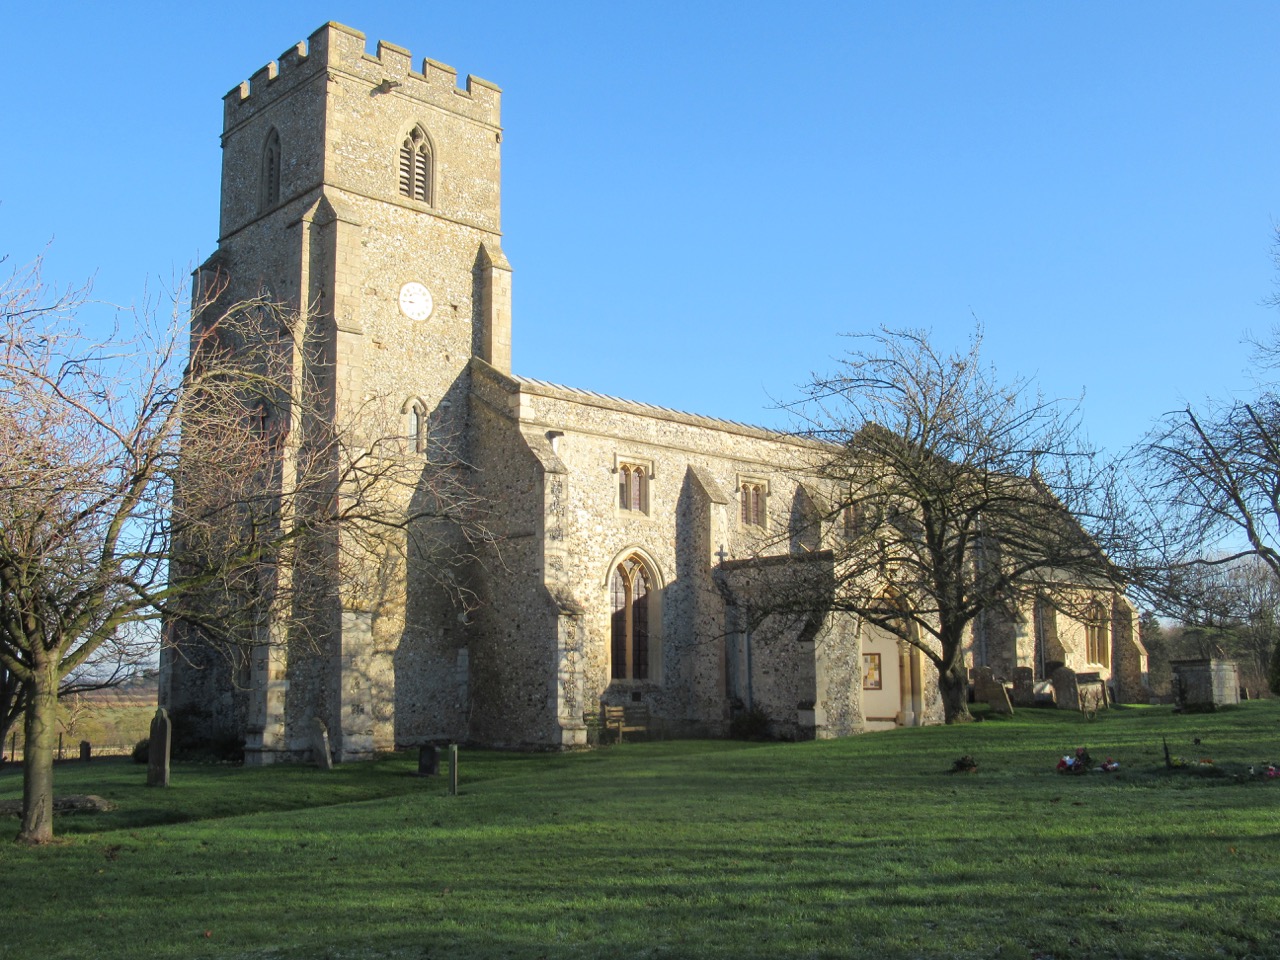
0,255,488,843
775,327,1123,723
1133,372,1280,580
1121,321,1280,660
1222,557,1280,690
1125,232,1280,687
1149,558,1280,694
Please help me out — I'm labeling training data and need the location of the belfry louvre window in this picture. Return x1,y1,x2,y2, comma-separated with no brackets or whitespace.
399,127,432,203
611,555,651,680
618,462,648,512
741,481,766,527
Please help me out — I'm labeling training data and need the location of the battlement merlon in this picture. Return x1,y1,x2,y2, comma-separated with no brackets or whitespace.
222,22,501,133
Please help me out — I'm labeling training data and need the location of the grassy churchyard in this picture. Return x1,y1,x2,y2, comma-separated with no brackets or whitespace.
2,703,1279,960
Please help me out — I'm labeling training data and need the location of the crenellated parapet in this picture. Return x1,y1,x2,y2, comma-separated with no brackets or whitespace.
223,22,501,134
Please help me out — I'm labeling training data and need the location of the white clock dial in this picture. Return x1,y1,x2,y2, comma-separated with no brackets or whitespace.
398,281,434,321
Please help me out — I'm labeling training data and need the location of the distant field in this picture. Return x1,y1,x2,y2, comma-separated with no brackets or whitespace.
2,702,1279,959
3,687,157,762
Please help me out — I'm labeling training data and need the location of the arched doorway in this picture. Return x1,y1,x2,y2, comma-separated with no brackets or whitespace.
861,597,925,730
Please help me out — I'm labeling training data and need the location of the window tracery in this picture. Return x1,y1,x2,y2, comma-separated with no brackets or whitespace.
399,127,432,203
611,555,652,680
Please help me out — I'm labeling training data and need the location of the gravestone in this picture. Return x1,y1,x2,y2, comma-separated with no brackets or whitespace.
79,740,91,762
417,744,440,776
1076,672,1108,713
986,682,1014,715
1009,667,1036,707
310,717,333,771
147,708,171,787
1051,667,1081,711
972,667,1014,715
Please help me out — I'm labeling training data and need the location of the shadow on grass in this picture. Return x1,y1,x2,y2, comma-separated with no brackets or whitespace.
1,703,1278,959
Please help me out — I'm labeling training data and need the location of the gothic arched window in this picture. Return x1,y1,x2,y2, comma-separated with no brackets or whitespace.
259,128,281,212
611,555,652,680
399,127,432,203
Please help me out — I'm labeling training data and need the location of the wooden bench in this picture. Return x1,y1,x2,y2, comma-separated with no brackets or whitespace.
602,704,650,743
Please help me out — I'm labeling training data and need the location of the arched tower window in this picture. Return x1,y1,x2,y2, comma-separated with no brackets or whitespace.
399,127,432,203
259,128,281,212
611,555,652,680
411,400,428,454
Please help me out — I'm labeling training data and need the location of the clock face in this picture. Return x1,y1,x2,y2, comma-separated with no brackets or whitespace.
398,281,434,321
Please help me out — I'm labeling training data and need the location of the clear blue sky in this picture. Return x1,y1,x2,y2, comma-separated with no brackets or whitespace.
4,2,1279,456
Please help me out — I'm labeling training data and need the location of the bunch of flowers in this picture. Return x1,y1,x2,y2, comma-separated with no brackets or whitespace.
1056,747,1093,773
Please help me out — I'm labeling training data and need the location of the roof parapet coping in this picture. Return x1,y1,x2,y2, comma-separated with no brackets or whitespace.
224,22,500,124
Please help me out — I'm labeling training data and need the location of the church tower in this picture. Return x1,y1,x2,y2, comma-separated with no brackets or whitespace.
162,23,511,762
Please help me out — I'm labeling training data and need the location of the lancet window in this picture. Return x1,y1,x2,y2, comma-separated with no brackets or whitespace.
741,481,767,527
411,401,428,454
1086,601,1110,667
259,128,281,211
618,462,648,513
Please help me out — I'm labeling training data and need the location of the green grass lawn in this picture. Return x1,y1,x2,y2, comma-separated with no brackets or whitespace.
2,703,1279,959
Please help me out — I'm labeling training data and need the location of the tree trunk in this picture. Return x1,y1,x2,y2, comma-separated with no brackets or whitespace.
937,656,973,724
17,661,59,844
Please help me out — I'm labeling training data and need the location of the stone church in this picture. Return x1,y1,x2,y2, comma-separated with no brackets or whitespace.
161,23,1148,762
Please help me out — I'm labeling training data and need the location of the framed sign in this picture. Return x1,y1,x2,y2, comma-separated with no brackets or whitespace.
862,653,882,690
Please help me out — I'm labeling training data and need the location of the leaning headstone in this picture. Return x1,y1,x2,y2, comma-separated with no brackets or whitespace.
310,717,333,771
972,667,1013,714
417,744,440,776
986,682,1014,715
1051,667,1081,711
147,708,171,787
1010,667,1036,707
79,740,91,762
